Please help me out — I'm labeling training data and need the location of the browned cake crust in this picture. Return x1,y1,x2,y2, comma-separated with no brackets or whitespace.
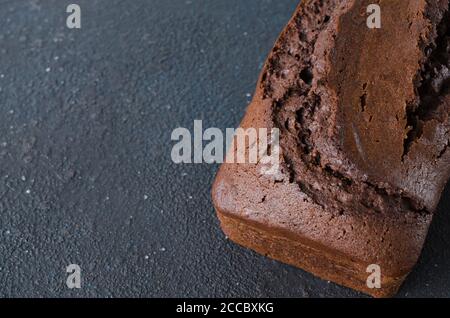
212,0,450,297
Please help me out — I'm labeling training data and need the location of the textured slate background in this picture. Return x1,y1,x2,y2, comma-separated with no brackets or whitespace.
0,0,449,298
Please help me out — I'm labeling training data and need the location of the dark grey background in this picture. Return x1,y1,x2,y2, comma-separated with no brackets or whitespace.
0,0,448,298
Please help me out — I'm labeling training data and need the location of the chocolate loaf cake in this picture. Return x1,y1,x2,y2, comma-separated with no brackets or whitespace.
212,0,450,297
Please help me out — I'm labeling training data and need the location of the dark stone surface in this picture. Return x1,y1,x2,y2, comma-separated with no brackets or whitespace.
0,0,448,298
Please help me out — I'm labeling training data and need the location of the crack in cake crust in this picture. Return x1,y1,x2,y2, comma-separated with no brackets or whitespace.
403,1,450,159
261,0,450,215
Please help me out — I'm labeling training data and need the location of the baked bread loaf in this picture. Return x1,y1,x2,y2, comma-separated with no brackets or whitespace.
212,0,450,297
